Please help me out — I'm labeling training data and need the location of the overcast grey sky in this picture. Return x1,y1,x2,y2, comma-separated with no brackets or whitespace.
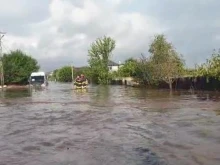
1,0,219,71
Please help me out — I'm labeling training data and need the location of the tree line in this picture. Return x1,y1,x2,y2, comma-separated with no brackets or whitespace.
84,34,220,90
0,50,88,85
49,66,89,82
1,34,219,88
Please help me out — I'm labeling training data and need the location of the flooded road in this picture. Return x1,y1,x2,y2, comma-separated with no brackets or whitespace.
0,82,220,165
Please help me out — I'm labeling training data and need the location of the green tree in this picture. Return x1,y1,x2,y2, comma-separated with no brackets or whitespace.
195,63,207,77
73,67,91,78
2,50,40,85
118,58,138,77
206,49,220,79
57,66,74,82
148,34,185,90
135,54,158,86
183,68,197,77
194,49,220,79
88,36,116,84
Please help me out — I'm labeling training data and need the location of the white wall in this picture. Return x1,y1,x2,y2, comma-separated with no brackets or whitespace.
108,65,119,72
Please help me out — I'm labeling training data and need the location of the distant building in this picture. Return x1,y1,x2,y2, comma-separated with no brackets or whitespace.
108,60,123,72
49,71,53,76
46,71,53,77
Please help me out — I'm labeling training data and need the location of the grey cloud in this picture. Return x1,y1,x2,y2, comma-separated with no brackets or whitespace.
144,0,220,23
36,38,90,71
2,0,220,71
0,0,50,36
57,19,112,39
166,26,219,66
37,34,55,50
38,52,88,71
38,57,74,72
65,0,86,7
136,0,220,67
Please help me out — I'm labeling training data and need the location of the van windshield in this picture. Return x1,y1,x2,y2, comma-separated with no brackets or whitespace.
30,76,44,83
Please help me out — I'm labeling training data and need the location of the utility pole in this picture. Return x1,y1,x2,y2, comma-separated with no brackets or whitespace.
71,63,74,82
0,32,6,90
71,63,74,89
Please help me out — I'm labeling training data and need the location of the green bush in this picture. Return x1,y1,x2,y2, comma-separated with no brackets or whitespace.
2,50,40,85
57,66,73,82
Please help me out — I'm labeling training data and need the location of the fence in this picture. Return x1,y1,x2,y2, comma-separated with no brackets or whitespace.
158,76,220,91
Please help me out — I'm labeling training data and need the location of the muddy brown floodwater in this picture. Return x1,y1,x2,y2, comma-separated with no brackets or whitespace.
0,82,220,165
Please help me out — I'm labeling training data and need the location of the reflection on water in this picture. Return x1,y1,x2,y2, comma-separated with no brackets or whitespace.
1,89,32,99
214,109,220,116
0,82,220,165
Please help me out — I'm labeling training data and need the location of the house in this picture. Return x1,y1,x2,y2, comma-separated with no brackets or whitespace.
108,60,123,72
45,71,54,78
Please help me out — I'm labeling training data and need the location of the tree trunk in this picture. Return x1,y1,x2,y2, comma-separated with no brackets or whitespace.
169,81,172,90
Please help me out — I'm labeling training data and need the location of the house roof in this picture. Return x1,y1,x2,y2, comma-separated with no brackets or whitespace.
108,60,119,66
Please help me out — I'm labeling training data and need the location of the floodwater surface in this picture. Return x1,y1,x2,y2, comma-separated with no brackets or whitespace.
0,82,220,165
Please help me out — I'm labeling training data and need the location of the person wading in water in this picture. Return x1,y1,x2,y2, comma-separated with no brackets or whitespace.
75,75,81,82
80,74,88,88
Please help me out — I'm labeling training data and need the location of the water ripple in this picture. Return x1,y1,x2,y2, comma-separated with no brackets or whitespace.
0,82,220,165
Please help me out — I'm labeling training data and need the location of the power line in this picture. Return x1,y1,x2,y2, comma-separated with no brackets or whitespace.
0,31,6,89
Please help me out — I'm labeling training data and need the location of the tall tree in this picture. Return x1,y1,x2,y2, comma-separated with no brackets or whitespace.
88,36,116,84
149,34,185,90
2,50,39,85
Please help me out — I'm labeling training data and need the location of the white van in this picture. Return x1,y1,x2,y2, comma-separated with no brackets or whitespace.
29,72,48,87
